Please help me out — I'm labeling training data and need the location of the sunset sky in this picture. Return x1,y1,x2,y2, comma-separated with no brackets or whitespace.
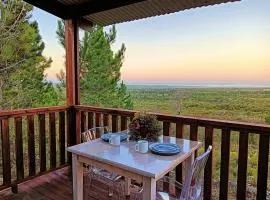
32,0,270,86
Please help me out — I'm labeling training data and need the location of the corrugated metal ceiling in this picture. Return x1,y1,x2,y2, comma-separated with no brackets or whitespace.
58,0,240,26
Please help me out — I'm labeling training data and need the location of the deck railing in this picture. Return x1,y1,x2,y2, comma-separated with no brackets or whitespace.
75,105,270,200
0,105,269,199
0,106,70,192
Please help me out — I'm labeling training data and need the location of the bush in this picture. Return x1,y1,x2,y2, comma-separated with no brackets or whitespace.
265,114,270,124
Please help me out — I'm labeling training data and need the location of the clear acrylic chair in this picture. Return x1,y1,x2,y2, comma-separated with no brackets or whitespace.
129,146,213,200
81,126,123,198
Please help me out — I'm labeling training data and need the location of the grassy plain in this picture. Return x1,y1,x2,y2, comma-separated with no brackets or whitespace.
130,87,270,123
130,87,270,199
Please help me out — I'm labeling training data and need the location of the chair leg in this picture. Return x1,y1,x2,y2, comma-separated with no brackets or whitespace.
109,186,113,197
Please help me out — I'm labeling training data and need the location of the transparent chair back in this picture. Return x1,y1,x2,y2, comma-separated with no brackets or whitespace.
180,146,212,200
81,126,110,142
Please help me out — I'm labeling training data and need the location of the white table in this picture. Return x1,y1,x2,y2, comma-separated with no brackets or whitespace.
67,136,201,200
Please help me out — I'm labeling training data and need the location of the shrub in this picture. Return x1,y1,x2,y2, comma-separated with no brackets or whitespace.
265,114,270,124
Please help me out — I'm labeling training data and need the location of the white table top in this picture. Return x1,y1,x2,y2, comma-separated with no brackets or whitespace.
67,136,201,179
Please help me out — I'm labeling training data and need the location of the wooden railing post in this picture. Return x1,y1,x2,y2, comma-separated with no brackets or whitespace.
1,118,11,186
65,19,80,146
204,126,213,200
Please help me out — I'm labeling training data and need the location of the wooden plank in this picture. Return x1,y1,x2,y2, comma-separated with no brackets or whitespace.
66,107,77,165
204,126,213,200
162,121,170,191
80,111,86,132
65,19,80,106
190,123,198,141
237,131,249,200
1,119,11,185
95,113,102,137
76,110,81,144
163,121,170,136
88,112,94,129
103,113,109,128
112,115,118,132
27,115,35,176
14,117,24,181
75,105,270,134
219,128,231,200
95,113,101,127
176,121,183,183
39,114,46,172
59,111,66,165
0,106,67,117
49,112,56,169
256,134,269,200
121,116,127,130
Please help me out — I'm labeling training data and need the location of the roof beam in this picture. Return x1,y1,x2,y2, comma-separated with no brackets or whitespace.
24,0,73,19
70,0,147,18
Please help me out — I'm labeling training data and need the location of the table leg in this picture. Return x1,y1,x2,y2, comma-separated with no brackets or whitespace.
183,152,195,182
125,178,131,196
72,154,84,200
143,177,156,200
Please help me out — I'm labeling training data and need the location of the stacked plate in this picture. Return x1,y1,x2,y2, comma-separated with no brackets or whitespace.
149,143,182,156
101,133,128,142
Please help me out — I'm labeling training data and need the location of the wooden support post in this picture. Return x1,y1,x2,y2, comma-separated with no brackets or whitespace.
65,19,80,145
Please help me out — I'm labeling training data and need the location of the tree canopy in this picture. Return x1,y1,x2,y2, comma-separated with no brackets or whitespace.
0,0,59,109
56,21,133,109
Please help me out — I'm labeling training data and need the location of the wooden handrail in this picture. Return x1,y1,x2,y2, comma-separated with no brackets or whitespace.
0,106,68,118
75,105,270,134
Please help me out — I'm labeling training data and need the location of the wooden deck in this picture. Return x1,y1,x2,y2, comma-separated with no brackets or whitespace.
0,168,73,200
0,167,127,200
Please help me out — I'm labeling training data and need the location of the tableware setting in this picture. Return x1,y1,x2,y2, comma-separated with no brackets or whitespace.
109,135,121,146
135,140,149,153
149,143,183,156
101,132,128,143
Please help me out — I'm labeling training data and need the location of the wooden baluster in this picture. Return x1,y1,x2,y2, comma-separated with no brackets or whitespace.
190,123,198,158
1,119,11,185
236,130,249,200
256,133,269,200
39,114,46,172
121,116,127,131
176,121,184,183
75,110,81,144
103,113,109,129
14,117,24,181
27,115,35,176
163,121,170,192
80,111,86,133
112,115,118,132
59,111,66,165
95,113,101,137
163,121,170,136
190,122,198,141
88,112,94,129
219,128,231,200
204,126,213,200
49,112,56,168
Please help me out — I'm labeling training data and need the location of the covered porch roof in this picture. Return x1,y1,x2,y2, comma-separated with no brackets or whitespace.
24,0,239,26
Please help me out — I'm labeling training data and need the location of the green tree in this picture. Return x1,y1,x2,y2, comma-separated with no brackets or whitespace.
56,20,133,109
0,0,59,109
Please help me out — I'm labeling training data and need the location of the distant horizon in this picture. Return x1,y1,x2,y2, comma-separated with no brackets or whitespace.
49,78,270,88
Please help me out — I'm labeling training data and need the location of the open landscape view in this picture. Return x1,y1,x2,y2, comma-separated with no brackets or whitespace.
0,0,269,200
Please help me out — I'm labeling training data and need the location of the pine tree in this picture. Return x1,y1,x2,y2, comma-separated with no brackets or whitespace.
56,20,133,109
0,0,59,109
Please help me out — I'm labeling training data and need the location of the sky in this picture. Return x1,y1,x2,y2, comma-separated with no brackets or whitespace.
31,0,270,86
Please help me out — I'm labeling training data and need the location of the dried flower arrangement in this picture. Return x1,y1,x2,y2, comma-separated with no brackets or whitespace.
129,112,161,141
